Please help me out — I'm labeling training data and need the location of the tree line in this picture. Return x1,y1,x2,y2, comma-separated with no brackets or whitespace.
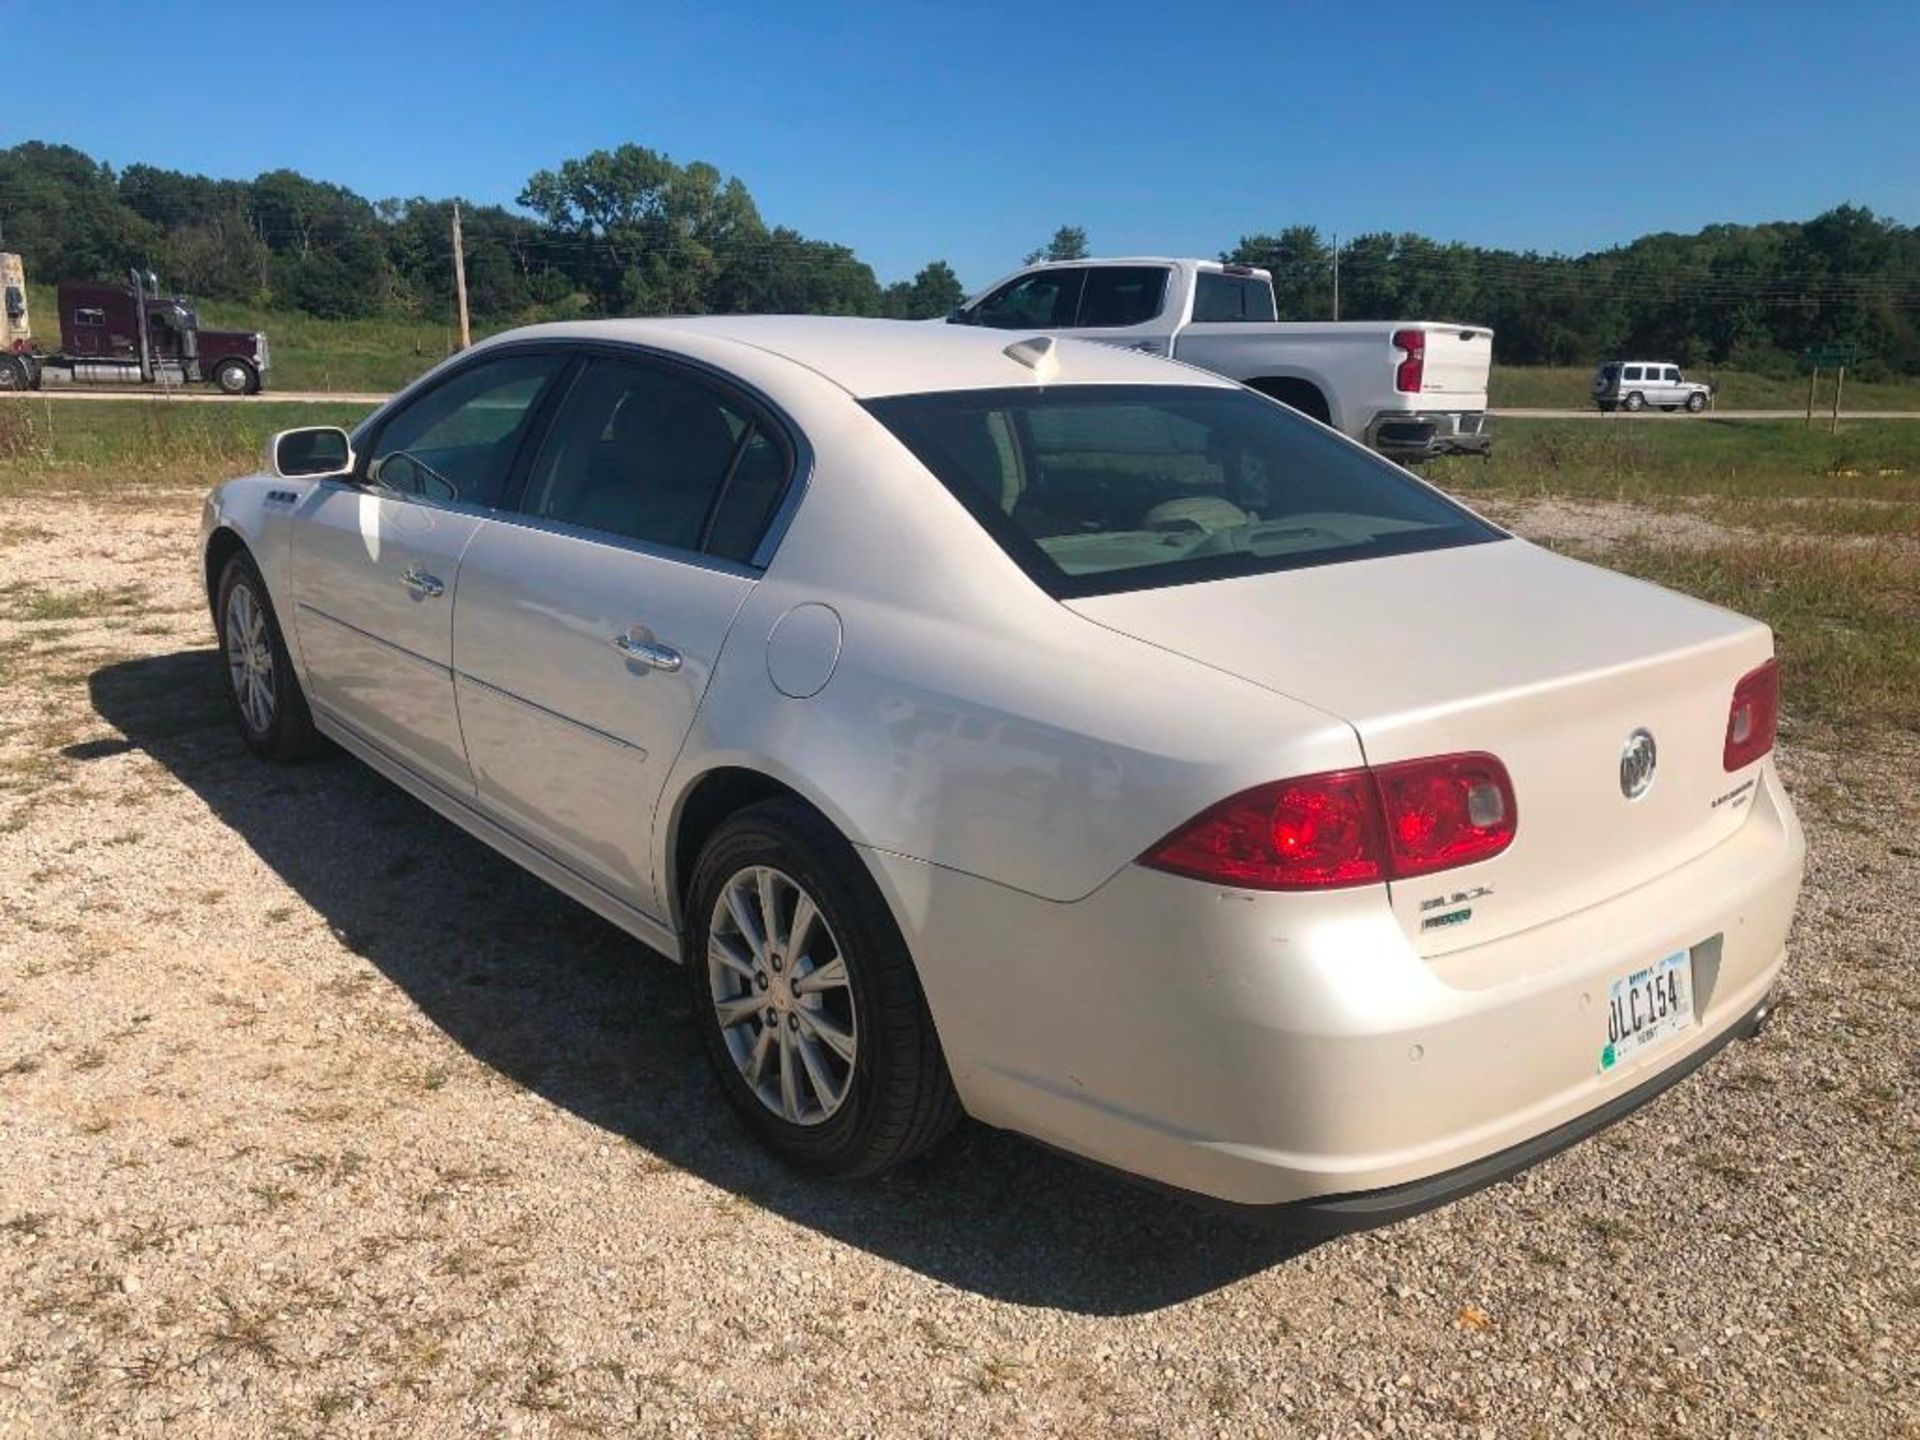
0,141,966,325
3,140,1915,374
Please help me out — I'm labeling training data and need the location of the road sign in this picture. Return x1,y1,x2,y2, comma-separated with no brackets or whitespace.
1803,342,1862,368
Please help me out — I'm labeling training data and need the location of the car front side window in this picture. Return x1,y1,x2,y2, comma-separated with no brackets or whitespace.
365,352,566,508
516,355,790,563
971,270,1086,330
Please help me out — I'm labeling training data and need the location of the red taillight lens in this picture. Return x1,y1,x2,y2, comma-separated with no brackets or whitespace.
1372,753,1517,879
1141,770,1384,890
1141,754,1516,891
1723,658,1780,771
1392,328,1425,392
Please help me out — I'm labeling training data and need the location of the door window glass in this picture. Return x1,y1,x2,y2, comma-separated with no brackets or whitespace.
1623,366,1643,381
1193,272,1279,322
1664,367,1681,383
971,270,1086,329
1075,267,1169,328
518,356,789,561
366,352,564,508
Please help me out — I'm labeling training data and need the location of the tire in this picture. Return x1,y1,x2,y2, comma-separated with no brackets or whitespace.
686,797,961,1177
212,359,256,396
0,355,27,392
1623,391,1646,412
215,551,323,761
1686,392,1707,413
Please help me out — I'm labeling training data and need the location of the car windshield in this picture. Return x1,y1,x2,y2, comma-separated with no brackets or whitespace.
864,384,1502,598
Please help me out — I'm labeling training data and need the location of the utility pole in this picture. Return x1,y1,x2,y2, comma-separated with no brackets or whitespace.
1331,232,1339,321
451,202,472,351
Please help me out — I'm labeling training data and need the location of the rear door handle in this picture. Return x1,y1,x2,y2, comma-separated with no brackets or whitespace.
613,632,683,672
400,566,445,598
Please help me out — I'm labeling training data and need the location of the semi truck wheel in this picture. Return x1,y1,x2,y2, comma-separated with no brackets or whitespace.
0,355,28,391
213,359,257,396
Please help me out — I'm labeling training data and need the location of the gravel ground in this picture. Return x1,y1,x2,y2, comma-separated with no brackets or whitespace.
1,491,1915,1438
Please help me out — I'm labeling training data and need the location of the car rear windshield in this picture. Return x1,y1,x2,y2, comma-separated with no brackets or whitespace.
864,384,1502,598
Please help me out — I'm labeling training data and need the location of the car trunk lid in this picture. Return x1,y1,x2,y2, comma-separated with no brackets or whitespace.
1068,539,1775,955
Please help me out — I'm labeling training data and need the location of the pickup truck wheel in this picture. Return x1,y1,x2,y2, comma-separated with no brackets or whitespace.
216,552,323,761
687,798,962,1178
0,355,27,391
1686,392,1707,413
213,359,257,396
1623,391,1646,412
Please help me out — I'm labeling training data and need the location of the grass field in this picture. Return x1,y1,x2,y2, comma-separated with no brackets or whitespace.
0,397,375,498
1490,365,1920,411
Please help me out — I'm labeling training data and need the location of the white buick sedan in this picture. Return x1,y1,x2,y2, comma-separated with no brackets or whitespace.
201,318,1804,1230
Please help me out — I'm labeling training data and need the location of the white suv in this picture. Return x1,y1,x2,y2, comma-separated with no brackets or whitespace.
1593,360,1712,413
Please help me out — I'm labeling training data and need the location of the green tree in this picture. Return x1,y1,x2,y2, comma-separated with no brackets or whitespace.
1024,225,1089,265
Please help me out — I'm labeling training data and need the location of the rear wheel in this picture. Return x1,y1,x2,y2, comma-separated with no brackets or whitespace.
1623,391,1646,412
687,798,961,1177
0,355,27,391
1686,392,1707,413
216,551,322,761
213,359,256,396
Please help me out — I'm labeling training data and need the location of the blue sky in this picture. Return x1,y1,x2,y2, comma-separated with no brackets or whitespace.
4,1,1914,288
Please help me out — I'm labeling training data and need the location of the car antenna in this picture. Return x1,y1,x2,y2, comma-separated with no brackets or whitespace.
1003,336,1060,381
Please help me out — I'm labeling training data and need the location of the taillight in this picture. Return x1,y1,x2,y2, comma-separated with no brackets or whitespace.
1372,753,1517,879
1723,658,1780,771
1141,753,1515,891
1392,328,1425,392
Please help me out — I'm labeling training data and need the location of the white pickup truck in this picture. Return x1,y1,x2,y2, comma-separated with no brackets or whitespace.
948,257,1494,461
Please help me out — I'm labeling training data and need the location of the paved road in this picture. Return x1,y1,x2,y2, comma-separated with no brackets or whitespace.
1497,406,1920,420
0,387,389,405
7,389,1920,421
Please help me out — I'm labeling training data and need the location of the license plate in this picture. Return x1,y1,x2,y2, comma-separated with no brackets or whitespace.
1600,949,1694,1072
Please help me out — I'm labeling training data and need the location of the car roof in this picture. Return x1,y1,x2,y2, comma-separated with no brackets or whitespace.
480,315,1238,399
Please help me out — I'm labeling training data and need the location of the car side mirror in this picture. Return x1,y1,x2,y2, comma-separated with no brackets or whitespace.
268,426,355,480
946,307,973,326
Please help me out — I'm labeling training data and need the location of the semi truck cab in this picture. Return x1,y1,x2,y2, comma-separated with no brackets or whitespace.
0,257,270,395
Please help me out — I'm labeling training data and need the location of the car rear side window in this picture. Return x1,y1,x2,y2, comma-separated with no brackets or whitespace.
366,352,566,508
516,355,790,563
1623,366,1643,381
865,384,1501,599
1192,272,1279,323
1075,267,1169,327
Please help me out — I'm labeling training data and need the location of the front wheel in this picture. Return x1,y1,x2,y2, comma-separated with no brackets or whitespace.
1623,391,1646,412
212,359,257,396
216,551,323,761
1686,392,1707,413
0,355,27,391
687,798,961,1177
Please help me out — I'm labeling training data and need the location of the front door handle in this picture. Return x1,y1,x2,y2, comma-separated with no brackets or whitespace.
613,632,683,672
400,566,445,598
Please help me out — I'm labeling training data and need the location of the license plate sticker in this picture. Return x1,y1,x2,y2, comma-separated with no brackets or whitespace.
1601,949,1694,1072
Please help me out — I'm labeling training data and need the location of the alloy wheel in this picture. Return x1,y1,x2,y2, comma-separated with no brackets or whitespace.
224,583,277,734
707,865,858,1126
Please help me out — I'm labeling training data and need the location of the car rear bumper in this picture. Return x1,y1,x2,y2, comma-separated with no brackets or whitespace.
1366,409,1494,460
868,760,1803,1225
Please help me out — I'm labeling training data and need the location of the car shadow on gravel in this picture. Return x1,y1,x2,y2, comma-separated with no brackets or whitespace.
90,649,1318,1315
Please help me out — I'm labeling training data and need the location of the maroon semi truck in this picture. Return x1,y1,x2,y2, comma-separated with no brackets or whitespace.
0,259,270,395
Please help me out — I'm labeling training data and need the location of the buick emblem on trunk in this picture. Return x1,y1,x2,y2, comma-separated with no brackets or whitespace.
1620,728,1658,800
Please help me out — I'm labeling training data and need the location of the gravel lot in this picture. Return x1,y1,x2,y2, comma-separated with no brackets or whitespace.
1,490,1915,1438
